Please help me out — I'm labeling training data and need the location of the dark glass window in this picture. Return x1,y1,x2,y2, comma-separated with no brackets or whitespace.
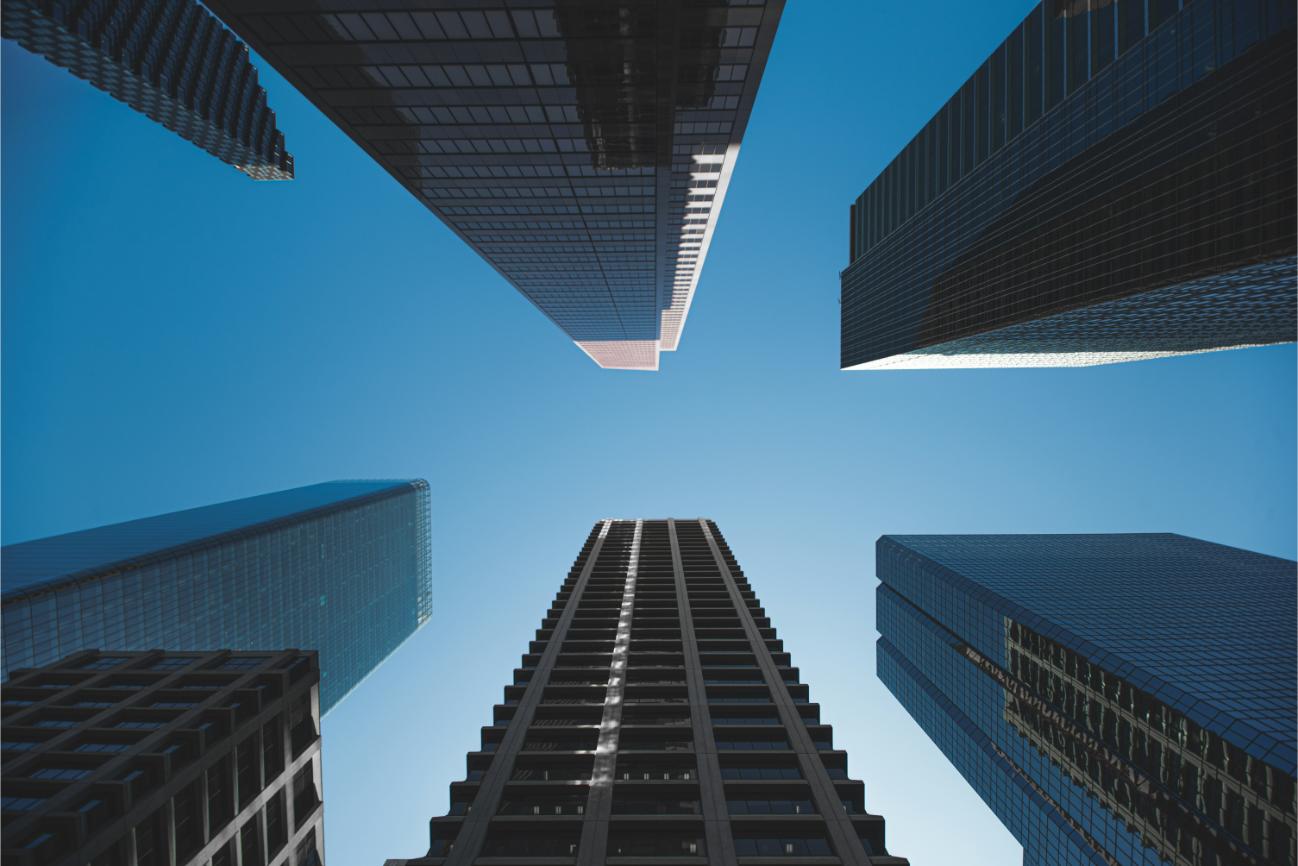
1045,0,1068,109
1148,0,1180,31
960,81,975,175
991,46,1006,151
1025,7,1044,125
1092,0,1116,73
1119,0,1147,53
975,62,990,165
1007,24,1024,139
1068,0,1091,93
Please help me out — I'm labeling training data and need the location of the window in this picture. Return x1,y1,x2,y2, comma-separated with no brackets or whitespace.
733,836,833,856
33,766,92,781
1118,0,1145,54
1068,0,1090,94
728,799,816,815
1045,0,1068,109
35,718,78,729
2,795,46,812
1026,6,1044,126
1092,0,1116,74
77,657,124,671
149,657,192,671
2,741,39,751
76,742,128,753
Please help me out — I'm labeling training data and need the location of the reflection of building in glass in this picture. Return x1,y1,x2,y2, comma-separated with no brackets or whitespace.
1,481,431,715
387,520,906,866
2,0,293,180
205,2,785,370
876,533,1297,866
841,0,1296,370
0,649,324,866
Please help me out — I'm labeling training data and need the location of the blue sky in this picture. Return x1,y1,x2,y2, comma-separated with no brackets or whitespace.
3,2,1294,865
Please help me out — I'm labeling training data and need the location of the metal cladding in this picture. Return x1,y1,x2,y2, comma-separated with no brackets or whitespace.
841,0,1297,370
1,481,432,714
876,533,1298,866
204,1,785,370
387,519,907,866
3,0,293,180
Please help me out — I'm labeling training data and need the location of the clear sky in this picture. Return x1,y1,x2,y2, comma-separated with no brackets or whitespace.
3,3,1294,866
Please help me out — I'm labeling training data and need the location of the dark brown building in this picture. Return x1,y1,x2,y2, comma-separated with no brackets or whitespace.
1,649,325,866
387,519,906,866
205,2,784,370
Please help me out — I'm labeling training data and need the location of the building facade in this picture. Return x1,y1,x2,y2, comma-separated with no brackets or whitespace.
1,649,324,866
2,0,293,180
388,519,906,866
875,533,1297,866
841,0,1296,370
1,480,432,714
204,1,784,370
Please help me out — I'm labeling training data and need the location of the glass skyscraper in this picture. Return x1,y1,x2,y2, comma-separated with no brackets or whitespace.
388,519,906,866
1,480,432,714
204,1,785,370
875,533,1297,866
841,0,1296,370
2,0,294,180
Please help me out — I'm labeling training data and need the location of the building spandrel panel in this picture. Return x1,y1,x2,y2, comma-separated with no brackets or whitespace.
386,519,907,866
1,480,432,715
841,0,1296,370
876,532,1297,866
203,1,784,370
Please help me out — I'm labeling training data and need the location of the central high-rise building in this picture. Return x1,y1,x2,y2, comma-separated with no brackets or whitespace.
205,2,785,370
387,519,906,866
1,480,432,714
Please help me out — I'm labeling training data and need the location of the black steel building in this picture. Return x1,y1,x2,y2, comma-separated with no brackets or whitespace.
205,2,784,370
841,0,1296,370
2,0,293,180
1,649,325,866
387,519,905,866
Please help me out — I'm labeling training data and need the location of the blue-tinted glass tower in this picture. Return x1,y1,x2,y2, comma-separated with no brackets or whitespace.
842,0,1296,369
875,533,1296,866
1,480,431,714
2,0,293,180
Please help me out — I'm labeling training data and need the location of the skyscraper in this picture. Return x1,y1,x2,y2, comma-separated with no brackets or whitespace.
2,0,294,180
875,533,1297,866
203,2,785,370
387,519,906,866
841,0,1296,370
1,480,432,714
1,649,325,866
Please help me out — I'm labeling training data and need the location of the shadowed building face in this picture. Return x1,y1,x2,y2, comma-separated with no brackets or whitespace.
205,1,785,370
841,0,1296,370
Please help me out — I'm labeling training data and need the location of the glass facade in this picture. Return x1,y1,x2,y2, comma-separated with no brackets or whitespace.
1,481,432,715
204,1,785,370
876,533,1297,866
842,0,1296,370
2,0,293,180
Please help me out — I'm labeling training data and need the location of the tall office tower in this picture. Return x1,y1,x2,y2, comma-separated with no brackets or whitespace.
203,2,784,370
387,519,905,866
875,533,1298,866
1,649,324,866
1,480,432,714
2,0,293,180
841,0,1297,370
